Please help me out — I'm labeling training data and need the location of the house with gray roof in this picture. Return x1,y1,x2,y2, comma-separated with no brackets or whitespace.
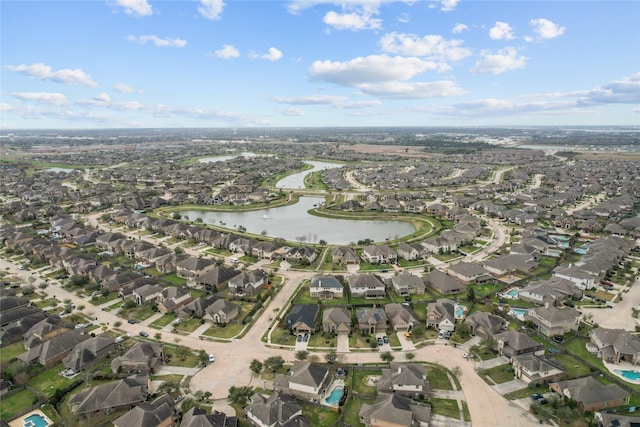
396,243,426,261
203,299,239,324
176,257,215,280
377,364,431,397
463,312,507,338
357,308,388,334
273,361,333,401
227,269,267,296
518,277,583,306
385,304,420,332
111,341,163,374
285,305,319,335
331,246,359,265
361,245,397,264
512,353,566,385
322,307,351,334
594,412,640,427
63,335,115,372
525,305,581,337
113,394,175,427
195,265,241,291
19,329,89,368
589,327,640,365
347,274,386,299
68,374,148,416
494,330,544,359
309,276,344,300
549,376,630,412
388,272,425,296
175,296,217,319
447,262,493,285
244,391,309,427
359,393,431,427
181,406,238,427
426,298,456,332
423,269,465,295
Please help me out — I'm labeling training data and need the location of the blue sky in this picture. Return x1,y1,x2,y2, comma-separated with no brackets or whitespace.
1,0,639,129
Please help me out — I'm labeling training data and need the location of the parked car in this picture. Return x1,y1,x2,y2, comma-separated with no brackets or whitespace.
537,397,548,405
530,393,542,400
128,319,136,324
382,335,389,344
377,337,383,346
303,333,309,342
552,335,564,343
174,395,185,403
139,331,149,337
463,353,474,359
438,331,445,339
208,353,215,363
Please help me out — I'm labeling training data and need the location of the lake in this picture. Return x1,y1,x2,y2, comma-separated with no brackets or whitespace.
276,160,344,189
179,196,414,245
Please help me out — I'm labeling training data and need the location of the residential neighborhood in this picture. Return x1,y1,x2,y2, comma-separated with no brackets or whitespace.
1,129,640,427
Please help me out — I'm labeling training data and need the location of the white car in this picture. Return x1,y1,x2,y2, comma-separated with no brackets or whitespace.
208,353,215,363
463,353,474,359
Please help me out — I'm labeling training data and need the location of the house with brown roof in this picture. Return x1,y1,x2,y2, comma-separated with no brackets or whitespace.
113,394,175,427
423,269,465,295
525,305,581,337
19,329,89,368
195,265,240,291
357,308,388,334
426,298,456,332
63,335,115,372
589,327,640,365
322,308,351,334
388,272,425,296
68,374,149,416
463,312,507,338
203,299,239,324
273,361,333,402
549,377,630,412
385,304,420,332
377,364,430,397
494,330,544,359
331,246,359,265
111,341,164,374
359,393,431,427
181,406,238,427
244,391,309,427
511,353,566,385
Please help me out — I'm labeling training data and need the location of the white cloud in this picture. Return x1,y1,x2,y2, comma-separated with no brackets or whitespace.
276,107,306,116
127,35,187,47
213,44,240,59
6,63,98,87
309,54,446,86
113,83,136,93
529,18,566,40
257,47,283,61
198,0,225,20
379,32,471,61
358,80,466,98
489,21,515,40
12,92,68,106
1,103,14,112
94,92,111,102
273,94,381,108
113,0,153,17
470,47,526,74
452,23,468,34
323,10,382,30
577,73,640,105
440,0,460,12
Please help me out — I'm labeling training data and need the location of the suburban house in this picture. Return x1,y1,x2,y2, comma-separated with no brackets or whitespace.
175,296,217,319
588,328,640,365
285,305,319,335
361,245,397,264
359,393,431,427
388,272,426,296
549,377,630,412
525,305,581,337
181,406,237,427
203,299,240,324
377,364,431,397
156,287,192,313
511,353,566,385
244,392,309,427
385,303,420,332
425,299,456,333
111,341,164,374
494,330,545,359
331,246,359,265
19,329,89,368
518,278,582,306
553,265,600,291
131,284,163,306
482,254,538,277
463,312,507,338
447,262,493,285
309,275,344,300
62,335,116,372
284,246,318,264
273,361,333,401
322,308,352,334
423,269,465,295
195,265,241,291
68,374,149,417
112,394,175,427
396,243,426,261
594,413,640,427
175,257,214,280
347,274,386,299
357,308,388,334
227,270,267,296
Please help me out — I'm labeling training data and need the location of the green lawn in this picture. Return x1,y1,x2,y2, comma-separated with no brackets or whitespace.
270,327,296,346
341,397,373,427
30,367,78,398
163,346,199,368
0,341,27,364
174,317,205,333
430,397,461,419
0,388,38,420
351,368,380,395
426,364,455,390
482,364,515,384
202,322,244,339
150,313,178,328
90,291,118,305
161,273,187,285
300,401,339,425
551,353,592,378
308,332,337,347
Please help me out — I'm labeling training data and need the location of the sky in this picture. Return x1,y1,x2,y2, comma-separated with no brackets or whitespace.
1,0,639,129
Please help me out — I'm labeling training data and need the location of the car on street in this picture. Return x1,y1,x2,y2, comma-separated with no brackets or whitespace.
463,353,474,359
139,331,149,337
128,319,136,324
209,353,215,363
174,395,185,403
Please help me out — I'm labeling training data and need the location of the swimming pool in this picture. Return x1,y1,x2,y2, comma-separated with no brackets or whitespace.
23,414,50,427
505,288,519,298
550,235,570,241
325,386,344,406
509,308,529,320
614,369,640,381
575,248,588,255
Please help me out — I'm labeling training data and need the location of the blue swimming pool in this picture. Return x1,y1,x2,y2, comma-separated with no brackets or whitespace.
615,369,640,381
505,288,519,297
326,387,344,406
455,307,465,317
509,308,529,320
23,414,50,427
551,235,570,241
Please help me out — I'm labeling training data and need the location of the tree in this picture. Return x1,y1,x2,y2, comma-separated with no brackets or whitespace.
250,359,263,374
380,351,394,363
480,336,497,354
157,380,180,394
154,332,162,340
113,320,122,327
264,356,284,372
228,386,254,405
466,287,476,302
295,350,309,361
405,352,416,361
325,349,337,365
176,346,191,361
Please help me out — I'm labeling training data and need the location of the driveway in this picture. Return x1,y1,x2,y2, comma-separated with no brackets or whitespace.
492,378,528,395
396,331,416,351
337,332,350,353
